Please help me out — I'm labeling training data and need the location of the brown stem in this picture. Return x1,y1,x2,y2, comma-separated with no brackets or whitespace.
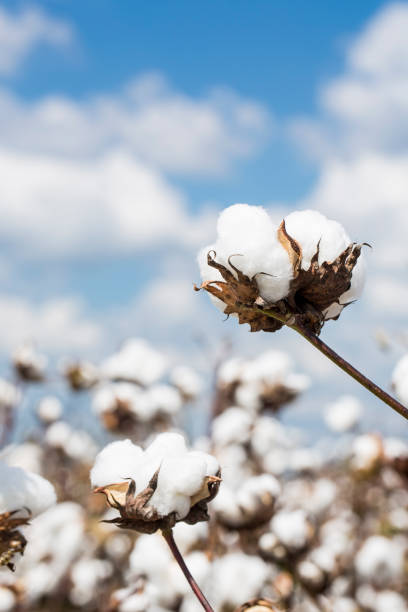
161,528,214,612
261,308,408,422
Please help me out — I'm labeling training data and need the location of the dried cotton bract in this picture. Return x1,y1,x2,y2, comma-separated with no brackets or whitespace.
196,204,366,335
91,433,220,533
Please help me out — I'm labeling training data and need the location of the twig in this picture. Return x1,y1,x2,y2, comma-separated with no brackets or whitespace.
260,308,408,422
161,528,214,612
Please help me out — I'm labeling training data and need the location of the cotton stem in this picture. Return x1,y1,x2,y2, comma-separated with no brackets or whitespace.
161,528,215,612
260,308,408,422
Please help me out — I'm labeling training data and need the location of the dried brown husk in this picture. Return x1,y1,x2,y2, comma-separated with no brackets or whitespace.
196,223,365,335
95,468,221,534
0,510,30,571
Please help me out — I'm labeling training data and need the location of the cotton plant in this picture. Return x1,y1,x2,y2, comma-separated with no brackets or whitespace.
214,350,310,417
91,432,221,611
196,203,408,422
0,460,56,571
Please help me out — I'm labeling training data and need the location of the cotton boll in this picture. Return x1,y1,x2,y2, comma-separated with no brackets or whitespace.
44,421,72,448
0,461,56,517
212,407,252,447
284,210,350,271
217,358,244,386
172,521,208,555
170,366,203,400
90,439,143,487
70,558,113,606
331,597,359,612
144,432,187,460
146,384,182,417
212,552,270,609
271,509,313,550
92,383,142,416
392,354,408,406
217,204,273,245
101,338,167,385
3,442,43,474
0,379,20,409
236,474,281,513
36,396,63,424
350,434,383,472
0,588,16,612
325,395,362,433
374,591,408,612
355,536,405,587
188,451,220,477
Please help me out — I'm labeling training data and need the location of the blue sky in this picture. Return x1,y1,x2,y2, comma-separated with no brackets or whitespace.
1,1,408,433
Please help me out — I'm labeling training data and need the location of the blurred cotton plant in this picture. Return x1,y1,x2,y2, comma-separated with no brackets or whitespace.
196,203,408,421
92,432,221,611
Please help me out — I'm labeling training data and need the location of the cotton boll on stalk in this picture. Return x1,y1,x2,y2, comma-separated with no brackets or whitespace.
91,432,220,532
100,338,167,386
354,536,406,588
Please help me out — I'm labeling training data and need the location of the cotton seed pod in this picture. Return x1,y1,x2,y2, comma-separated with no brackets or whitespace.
234,598,283,612
196,206,367,336
0,510,30,571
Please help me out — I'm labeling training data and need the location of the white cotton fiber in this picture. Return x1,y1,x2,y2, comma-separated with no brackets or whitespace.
90,439,144,487
199,204,293,304
91,432,219,519
325,395,362,433
0,461,56,517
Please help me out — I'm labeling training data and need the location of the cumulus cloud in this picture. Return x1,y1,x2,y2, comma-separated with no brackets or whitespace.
0,148,216,257
290,3,408,160
0,296,102,354
0,73,270,175
0,6,72,75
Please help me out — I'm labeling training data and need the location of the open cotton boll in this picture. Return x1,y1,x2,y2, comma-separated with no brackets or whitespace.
90,439,143,487
170,366,203,400
354,535,405,586
101,338,167,385
0,379,20,409
392,354,408,406
271,509,313,550
212,552,270,609
92,432,220,529
284,210,351,271
92,383,142,416
0,587,16,612
3,442,43,474
325,395,362,433
146,384,182,417
212,407,253,447
0,461,56,517
36,396,63,424
143,431,187,460
374,591,408,612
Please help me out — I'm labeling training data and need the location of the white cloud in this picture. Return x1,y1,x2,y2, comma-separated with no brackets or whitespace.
0,148,216,257
0,6,72,75
290,3,408,160
0,73,270,175
367,276,408,316
0,295,102,354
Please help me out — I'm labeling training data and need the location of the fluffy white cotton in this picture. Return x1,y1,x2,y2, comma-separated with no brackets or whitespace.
214,474,280,526
36,396,63,424
12,344,47,378
0,460,56,517
199,204,365,319
3,442,43,474
212,552,270,609
212,407,253,447
101,338,167,385
383,437,408,461
0,379,20,409
0,588,16,612
198,203,293,304
170,366,203,399
90,439,144,487
285,209,366,317
325,395,362,433
70,558,113,606
16,503,86,600
374,591,408,612
271,509,312,550
91,433,219,520
355,536,405,586
392,354,408,406
350,434,383,471
45,421,97,463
